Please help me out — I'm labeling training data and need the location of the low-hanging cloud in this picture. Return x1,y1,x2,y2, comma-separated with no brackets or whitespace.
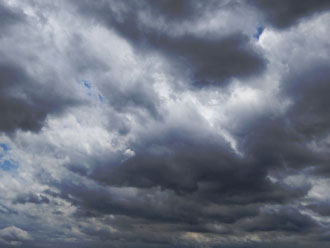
0,1,330,248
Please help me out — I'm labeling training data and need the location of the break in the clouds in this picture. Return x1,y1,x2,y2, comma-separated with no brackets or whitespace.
1,0,330,247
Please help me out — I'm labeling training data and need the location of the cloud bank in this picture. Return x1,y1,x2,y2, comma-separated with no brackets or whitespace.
0,0,330,247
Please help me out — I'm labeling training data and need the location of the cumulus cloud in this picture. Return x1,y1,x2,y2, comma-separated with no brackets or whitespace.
0,0,330,248
0,226,32,246
71,0,266,87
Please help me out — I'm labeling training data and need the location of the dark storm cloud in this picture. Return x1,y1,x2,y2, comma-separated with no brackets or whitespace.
71,0,266,87
0,61,79,133
60,124,311,243
238,117,326,173
0,3,89,134
251,0,330,29
233,58,330,176
307,201,330,216
2,1,330,248
142,0,220,22
284,60,330,139
62,52,330,246
151,33,265,86
244,207,318,233
80,125,309,205
50,176,258,226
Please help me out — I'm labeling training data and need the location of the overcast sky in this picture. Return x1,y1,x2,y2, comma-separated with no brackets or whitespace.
1,0,330,247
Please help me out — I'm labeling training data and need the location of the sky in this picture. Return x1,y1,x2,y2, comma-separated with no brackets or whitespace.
0,0,330,247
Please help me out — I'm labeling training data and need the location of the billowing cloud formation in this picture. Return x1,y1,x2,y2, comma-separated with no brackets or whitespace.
0,62,79,133
0,226,31,247
0,1,330,248
73,0,266,86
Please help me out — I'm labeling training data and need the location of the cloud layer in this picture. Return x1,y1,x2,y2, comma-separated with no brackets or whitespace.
0,0,330,247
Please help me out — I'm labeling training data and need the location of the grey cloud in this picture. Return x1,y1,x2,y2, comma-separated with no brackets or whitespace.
231,58,330,178
251,0,330,29
0,204,17,215
13,193,50,205
150,33,266,87
1,0,330,248
104,80,161,120
0,62,79,133
50,178,257,225
0,1,25,31
142,0,221,22
71,0,266,87
0,226,32,247
61,52,330,246
85,126,309,205
284,60,330,139
57,124,313,247
307,201,330,216
244,207,318,233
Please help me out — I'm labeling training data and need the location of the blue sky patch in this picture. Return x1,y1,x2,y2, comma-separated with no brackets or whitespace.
83,80,92,89
0,143,10,152
0,159,18,171
98,94,103,103
253,26,264,40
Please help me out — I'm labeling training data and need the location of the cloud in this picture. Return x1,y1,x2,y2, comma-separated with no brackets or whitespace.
85,126,309,205
0,1,25,31
0,1,330,248
13,193,50,205
0,62,79,133
251,0,330,29
71,0,266,87
0,226,32,246
244,207,319,233
307,201,330,216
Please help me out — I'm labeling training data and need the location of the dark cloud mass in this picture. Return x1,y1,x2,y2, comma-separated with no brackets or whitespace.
88,128,309,204
251,0,330,28
0,62,79,133
143,0,219,21
152,33,266,86
73,0,266,86
0,1,330,248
